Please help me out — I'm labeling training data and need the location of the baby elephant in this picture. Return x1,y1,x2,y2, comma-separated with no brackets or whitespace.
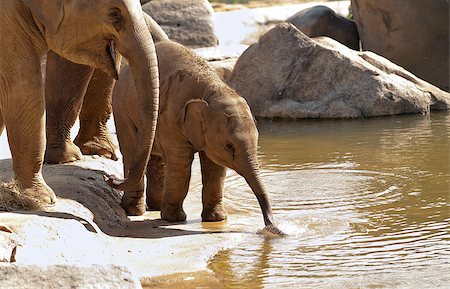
112,40,282,234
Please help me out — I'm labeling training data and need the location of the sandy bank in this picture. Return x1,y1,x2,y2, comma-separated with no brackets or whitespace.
0,151,253,276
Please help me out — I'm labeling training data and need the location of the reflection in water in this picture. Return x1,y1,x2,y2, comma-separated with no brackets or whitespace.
207,113,450,288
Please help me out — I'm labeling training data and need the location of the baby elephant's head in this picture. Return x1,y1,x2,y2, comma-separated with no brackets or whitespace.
176,90,259,174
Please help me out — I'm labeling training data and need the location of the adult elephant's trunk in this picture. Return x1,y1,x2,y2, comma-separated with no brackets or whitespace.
107,9,159,191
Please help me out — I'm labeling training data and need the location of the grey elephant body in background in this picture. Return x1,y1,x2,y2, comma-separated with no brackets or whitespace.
0,0,159,206
287,5,359,50
113,40,282,233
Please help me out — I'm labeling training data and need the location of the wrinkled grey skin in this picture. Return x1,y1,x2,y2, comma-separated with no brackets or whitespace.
0,0,159,205
113,40,284,235
287,5,360,50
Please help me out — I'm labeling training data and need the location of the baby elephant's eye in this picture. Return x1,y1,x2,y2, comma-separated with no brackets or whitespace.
225,143,236,160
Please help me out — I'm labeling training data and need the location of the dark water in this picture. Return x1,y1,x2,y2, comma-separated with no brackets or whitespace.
207,112,450,288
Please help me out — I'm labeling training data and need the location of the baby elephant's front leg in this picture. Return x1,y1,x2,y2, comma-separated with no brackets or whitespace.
161,147,195,222
199,152,227,222
121,180,146,216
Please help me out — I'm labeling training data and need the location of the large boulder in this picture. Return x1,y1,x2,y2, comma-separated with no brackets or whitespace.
351,0,449,92
228,23,450,119
142,0,218,48
287,5,359,50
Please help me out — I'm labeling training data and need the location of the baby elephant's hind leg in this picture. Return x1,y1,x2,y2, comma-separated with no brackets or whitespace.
113,109,145,216
146,153,165,210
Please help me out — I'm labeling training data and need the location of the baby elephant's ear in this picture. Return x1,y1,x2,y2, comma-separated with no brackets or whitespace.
176,99,209,151
24,0,64,34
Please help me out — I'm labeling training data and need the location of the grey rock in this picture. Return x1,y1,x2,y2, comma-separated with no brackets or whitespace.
142,0,218,48
0,263,142,289
228,23,450,119
351,0,449,91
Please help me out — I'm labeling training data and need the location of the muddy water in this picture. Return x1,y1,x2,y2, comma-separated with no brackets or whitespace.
205,113,449,288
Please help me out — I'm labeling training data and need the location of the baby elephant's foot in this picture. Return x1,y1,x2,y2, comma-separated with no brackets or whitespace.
146,186,163,211
146,196,162,211
121,193,145,216
161,205,187,222
45,140,82,164
202,203,227,222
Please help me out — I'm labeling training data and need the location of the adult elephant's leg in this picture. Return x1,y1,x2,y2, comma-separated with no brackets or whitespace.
45,51,94,164
5,77,55,204
161,147,195,222
199,151,227,222
146,151,165,211
74,68,117,160
113,105,145,215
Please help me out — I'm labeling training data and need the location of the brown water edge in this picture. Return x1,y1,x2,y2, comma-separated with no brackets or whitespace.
141,271,221,289
141,112,449,288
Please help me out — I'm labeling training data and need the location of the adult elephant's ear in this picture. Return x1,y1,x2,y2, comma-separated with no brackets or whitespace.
24,0,64,34
176,99,209,151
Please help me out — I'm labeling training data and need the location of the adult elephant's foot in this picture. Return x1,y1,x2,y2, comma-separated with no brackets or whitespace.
45,140,82,164
201,203,227,222
121,193,146,216
20,182,57,209
74,133,117,161
161,204,187,222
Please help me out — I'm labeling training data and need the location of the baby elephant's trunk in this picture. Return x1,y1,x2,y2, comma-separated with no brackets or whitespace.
241,156,285,235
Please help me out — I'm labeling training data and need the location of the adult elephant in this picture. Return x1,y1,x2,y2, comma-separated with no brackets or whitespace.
45,13,168,164
287,5,359,50
0,0,159,206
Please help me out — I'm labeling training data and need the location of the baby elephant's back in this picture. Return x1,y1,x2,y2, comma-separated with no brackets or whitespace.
113,40,211,124
155,41,205,82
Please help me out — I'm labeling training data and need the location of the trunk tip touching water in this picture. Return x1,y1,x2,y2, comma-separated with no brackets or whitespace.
243,167,287,236
259,224,287,237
